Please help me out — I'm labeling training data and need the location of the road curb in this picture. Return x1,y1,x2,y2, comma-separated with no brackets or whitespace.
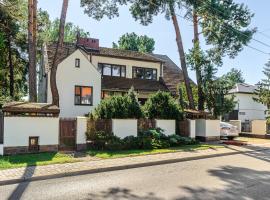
0,147,269,186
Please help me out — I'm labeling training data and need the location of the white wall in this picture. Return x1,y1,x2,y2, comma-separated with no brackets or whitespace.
189,120,196,138
195,119,206,137
196,119,220,137
234,93,267,122
206,120,220,137
229,120,241,133
0,144,3,156
47,49,101,117
4,117,59,147
156,119,175,136
251,120,267,135
112,119,137,138
77,117,87,144
91,55,162,79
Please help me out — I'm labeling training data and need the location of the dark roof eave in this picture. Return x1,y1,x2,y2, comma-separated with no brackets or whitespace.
101,88,168,92
91,53,163,63
2,108,60,114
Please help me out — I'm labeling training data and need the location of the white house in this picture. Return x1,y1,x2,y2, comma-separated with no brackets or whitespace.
227,83,267,122
38,37,188,117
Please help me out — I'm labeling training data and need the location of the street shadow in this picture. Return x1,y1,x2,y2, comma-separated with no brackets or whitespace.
176,166,270,200
226,144,270,163
7,165,36,200
87,187,164,200
5,153,59,200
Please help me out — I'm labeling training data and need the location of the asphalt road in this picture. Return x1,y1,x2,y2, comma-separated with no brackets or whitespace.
1,149,270,200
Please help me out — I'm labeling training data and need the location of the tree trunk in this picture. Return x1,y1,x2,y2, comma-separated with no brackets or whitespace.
50,0,69,106
28,0,37,102
7,35,14,98
193,11,204,111
169,5,195,110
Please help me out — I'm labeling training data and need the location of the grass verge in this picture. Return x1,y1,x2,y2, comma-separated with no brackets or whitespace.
0,152,77,170
86,144,224,159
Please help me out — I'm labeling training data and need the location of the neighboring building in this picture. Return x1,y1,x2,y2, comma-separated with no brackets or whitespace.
38,37,188,117
226,83,267,122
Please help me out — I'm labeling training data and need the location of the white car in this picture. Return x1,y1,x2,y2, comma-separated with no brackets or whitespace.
220,122,239,140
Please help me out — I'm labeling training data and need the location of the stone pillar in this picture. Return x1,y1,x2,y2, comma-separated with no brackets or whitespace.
196,119,220,142
76,117,87,151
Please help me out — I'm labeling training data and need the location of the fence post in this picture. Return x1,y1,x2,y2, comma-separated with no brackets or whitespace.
0,111,3,144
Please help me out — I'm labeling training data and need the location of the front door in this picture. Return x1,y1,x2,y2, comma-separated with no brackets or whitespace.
59,118,76,151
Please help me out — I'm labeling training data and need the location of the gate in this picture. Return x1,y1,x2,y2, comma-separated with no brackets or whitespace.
241,120,251,133
59,118,76,151
177,120,190,137
0,111,3,144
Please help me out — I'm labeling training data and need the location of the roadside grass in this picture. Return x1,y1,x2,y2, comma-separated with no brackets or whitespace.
0,144,224,170
86,144,224,159
0,152,78,170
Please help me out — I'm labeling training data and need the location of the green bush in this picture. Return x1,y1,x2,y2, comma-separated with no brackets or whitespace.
86,129,198,151
122,136,141,150
91,87,143,119
138,128,170,149
86,131,113,150
86,130,112,141
105,136,123,151
143,91,182,120
168,134,199,146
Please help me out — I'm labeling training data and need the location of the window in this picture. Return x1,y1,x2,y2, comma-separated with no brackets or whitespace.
74,86,93,105
98,63,126,77
75,58,80,68
29,137,39,152
132,67,157,80
239,112,246,115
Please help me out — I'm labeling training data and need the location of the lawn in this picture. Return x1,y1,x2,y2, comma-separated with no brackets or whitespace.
0,152,78,170
0,144,224,170
86,144,224,159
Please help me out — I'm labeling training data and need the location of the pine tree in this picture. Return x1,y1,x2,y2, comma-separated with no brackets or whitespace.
253,61,270,119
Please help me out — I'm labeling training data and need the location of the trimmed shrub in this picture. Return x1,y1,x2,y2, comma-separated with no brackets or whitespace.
86,131,113,150
86,129,198,151
143,91,182,120
168,134,198,146
138,128,170,149
105,136,123,151
122,136,141,150
91,87,142,119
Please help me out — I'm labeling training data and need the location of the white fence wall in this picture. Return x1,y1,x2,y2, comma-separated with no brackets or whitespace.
4,117,59,147
196,119,220,138
112,119,137,138
0,144,3,155
76,117,87,145
229,120,241,133
156,119,176,136
189,120,196,138
251,120,267,135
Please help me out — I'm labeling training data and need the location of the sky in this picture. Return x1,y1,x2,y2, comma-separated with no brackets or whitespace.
38,0,270,85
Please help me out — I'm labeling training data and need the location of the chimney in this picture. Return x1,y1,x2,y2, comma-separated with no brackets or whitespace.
77,37,99,51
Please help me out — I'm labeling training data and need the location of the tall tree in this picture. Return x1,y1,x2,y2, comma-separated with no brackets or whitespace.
113,32,155,53
28,0,37,102
50,0,69,106
41,18,90,43
253,61,270,119
220,68,245,88
185,0,254,111
0,0,28,106
129,0,195,109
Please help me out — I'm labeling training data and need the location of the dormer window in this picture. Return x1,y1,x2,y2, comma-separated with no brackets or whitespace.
75,58,80,68
132,67,157,80
98,63,126,77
